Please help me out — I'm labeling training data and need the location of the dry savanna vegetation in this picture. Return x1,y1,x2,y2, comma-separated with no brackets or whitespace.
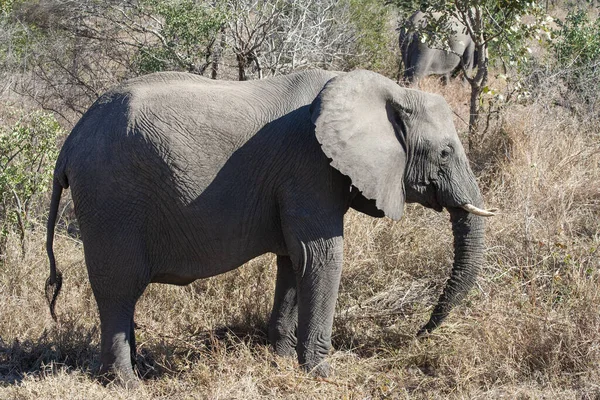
1,0,599,398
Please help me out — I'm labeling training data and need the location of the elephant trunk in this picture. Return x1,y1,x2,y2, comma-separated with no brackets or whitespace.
417,206,485,336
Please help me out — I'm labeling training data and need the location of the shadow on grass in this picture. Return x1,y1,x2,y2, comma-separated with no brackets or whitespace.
0,315,416,385
136,316,420,380
0,318,271,386
131,319,272,381
0,322,99,385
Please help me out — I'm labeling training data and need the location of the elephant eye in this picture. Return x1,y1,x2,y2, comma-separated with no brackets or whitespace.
440,145,453,160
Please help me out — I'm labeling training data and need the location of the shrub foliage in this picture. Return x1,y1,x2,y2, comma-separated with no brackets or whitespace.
0,111,63,253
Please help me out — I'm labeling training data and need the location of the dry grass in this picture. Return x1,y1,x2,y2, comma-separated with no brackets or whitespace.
1,77,599,399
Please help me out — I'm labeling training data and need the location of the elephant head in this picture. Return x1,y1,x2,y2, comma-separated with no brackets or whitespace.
311,70,493,334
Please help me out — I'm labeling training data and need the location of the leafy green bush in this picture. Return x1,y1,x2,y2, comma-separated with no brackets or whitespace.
552,10,600,71
550,10,600,109
134,0,225,75
346,0,398,75
0,111,63,253
0,0,16,15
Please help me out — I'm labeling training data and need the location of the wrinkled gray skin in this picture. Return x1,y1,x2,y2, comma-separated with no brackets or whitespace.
46,69,486,387
400,11,475,83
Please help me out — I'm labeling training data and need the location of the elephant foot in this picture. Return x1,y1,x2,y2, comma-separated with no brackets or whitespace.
273,343,296,358
99,365,140,389
120,375,141,390
300,359,331,378
299,346,331,377
270,335,297,358
269,325,297,358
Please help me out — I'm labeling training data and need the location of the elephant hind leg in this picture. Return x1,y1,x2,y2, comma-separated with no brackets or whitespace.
96,299,140,388
269,255,298,357
83,234,150,388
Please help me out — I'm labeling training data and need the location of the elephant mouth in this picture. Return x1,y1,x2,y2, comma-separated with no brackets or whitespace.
432,182,497,217
422,189,444,212
429,182,444,212
405,182,444,212
409,181,496,216
405,181,445,212
429,197,444,212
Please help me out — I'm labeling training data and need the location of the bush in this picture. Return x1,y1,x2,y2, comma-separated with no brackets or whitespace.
134,0,225,75
550,9,600,111
345,0,398,75
0,111,63,255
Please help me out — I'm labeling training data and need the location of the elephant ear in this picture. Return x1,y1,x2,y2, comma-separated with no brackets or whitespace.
310,69,413,221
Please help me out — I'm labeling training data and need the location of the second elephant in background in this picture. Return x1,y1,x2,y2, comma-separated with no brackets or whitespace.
399,11,476,84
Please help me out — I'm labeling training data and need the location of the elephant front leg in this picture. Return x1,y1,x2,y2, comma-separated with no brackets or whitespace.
269,255,298,357
293,237,344,377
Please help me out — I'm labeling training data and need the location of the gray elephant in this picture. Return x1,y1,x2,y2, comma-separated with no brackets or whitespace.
399,11,476,83
45,69,494,387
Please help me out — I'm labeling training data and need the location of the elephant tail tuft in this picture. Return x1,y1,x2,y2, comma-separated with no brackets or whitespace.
45,270,63,322
45,178,65,322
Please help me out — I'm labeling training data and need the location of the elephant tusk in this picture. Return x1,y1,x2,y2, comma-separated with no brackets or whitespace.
461,204,497,217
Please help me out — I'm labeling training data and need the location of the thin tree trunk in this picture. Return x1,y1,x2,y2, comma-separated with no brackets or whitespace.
467,38,488,151
254,54,262,79
211,27,226,80
468,83,482,151
460,6,489,152
236,53,247,81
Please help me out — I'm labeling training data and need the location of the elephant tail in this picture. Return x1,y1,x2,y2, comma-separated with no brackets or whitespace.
45,177,65,322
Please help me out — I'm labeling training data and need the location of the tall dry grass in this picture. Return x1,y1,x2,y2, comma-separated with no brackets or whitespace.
1,77,599,399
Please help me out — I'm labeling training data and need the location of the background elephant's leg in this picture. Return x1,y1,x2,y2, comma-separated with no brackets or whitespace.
268,255,298,357
292,236,344,377
461,41,476,83
402,54,416,84
403,41,422,84
466,42,475,73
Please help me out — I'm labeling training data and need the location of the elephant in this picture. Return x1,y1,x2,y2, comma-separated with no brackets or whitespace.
45,69,494,387
399,11,476,84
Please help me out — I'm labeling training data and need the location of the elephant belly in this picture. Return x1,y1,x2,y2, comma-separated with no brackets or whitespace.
151,273,197,286
73,185,284,285
149,206,286,282
151,240,278,283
